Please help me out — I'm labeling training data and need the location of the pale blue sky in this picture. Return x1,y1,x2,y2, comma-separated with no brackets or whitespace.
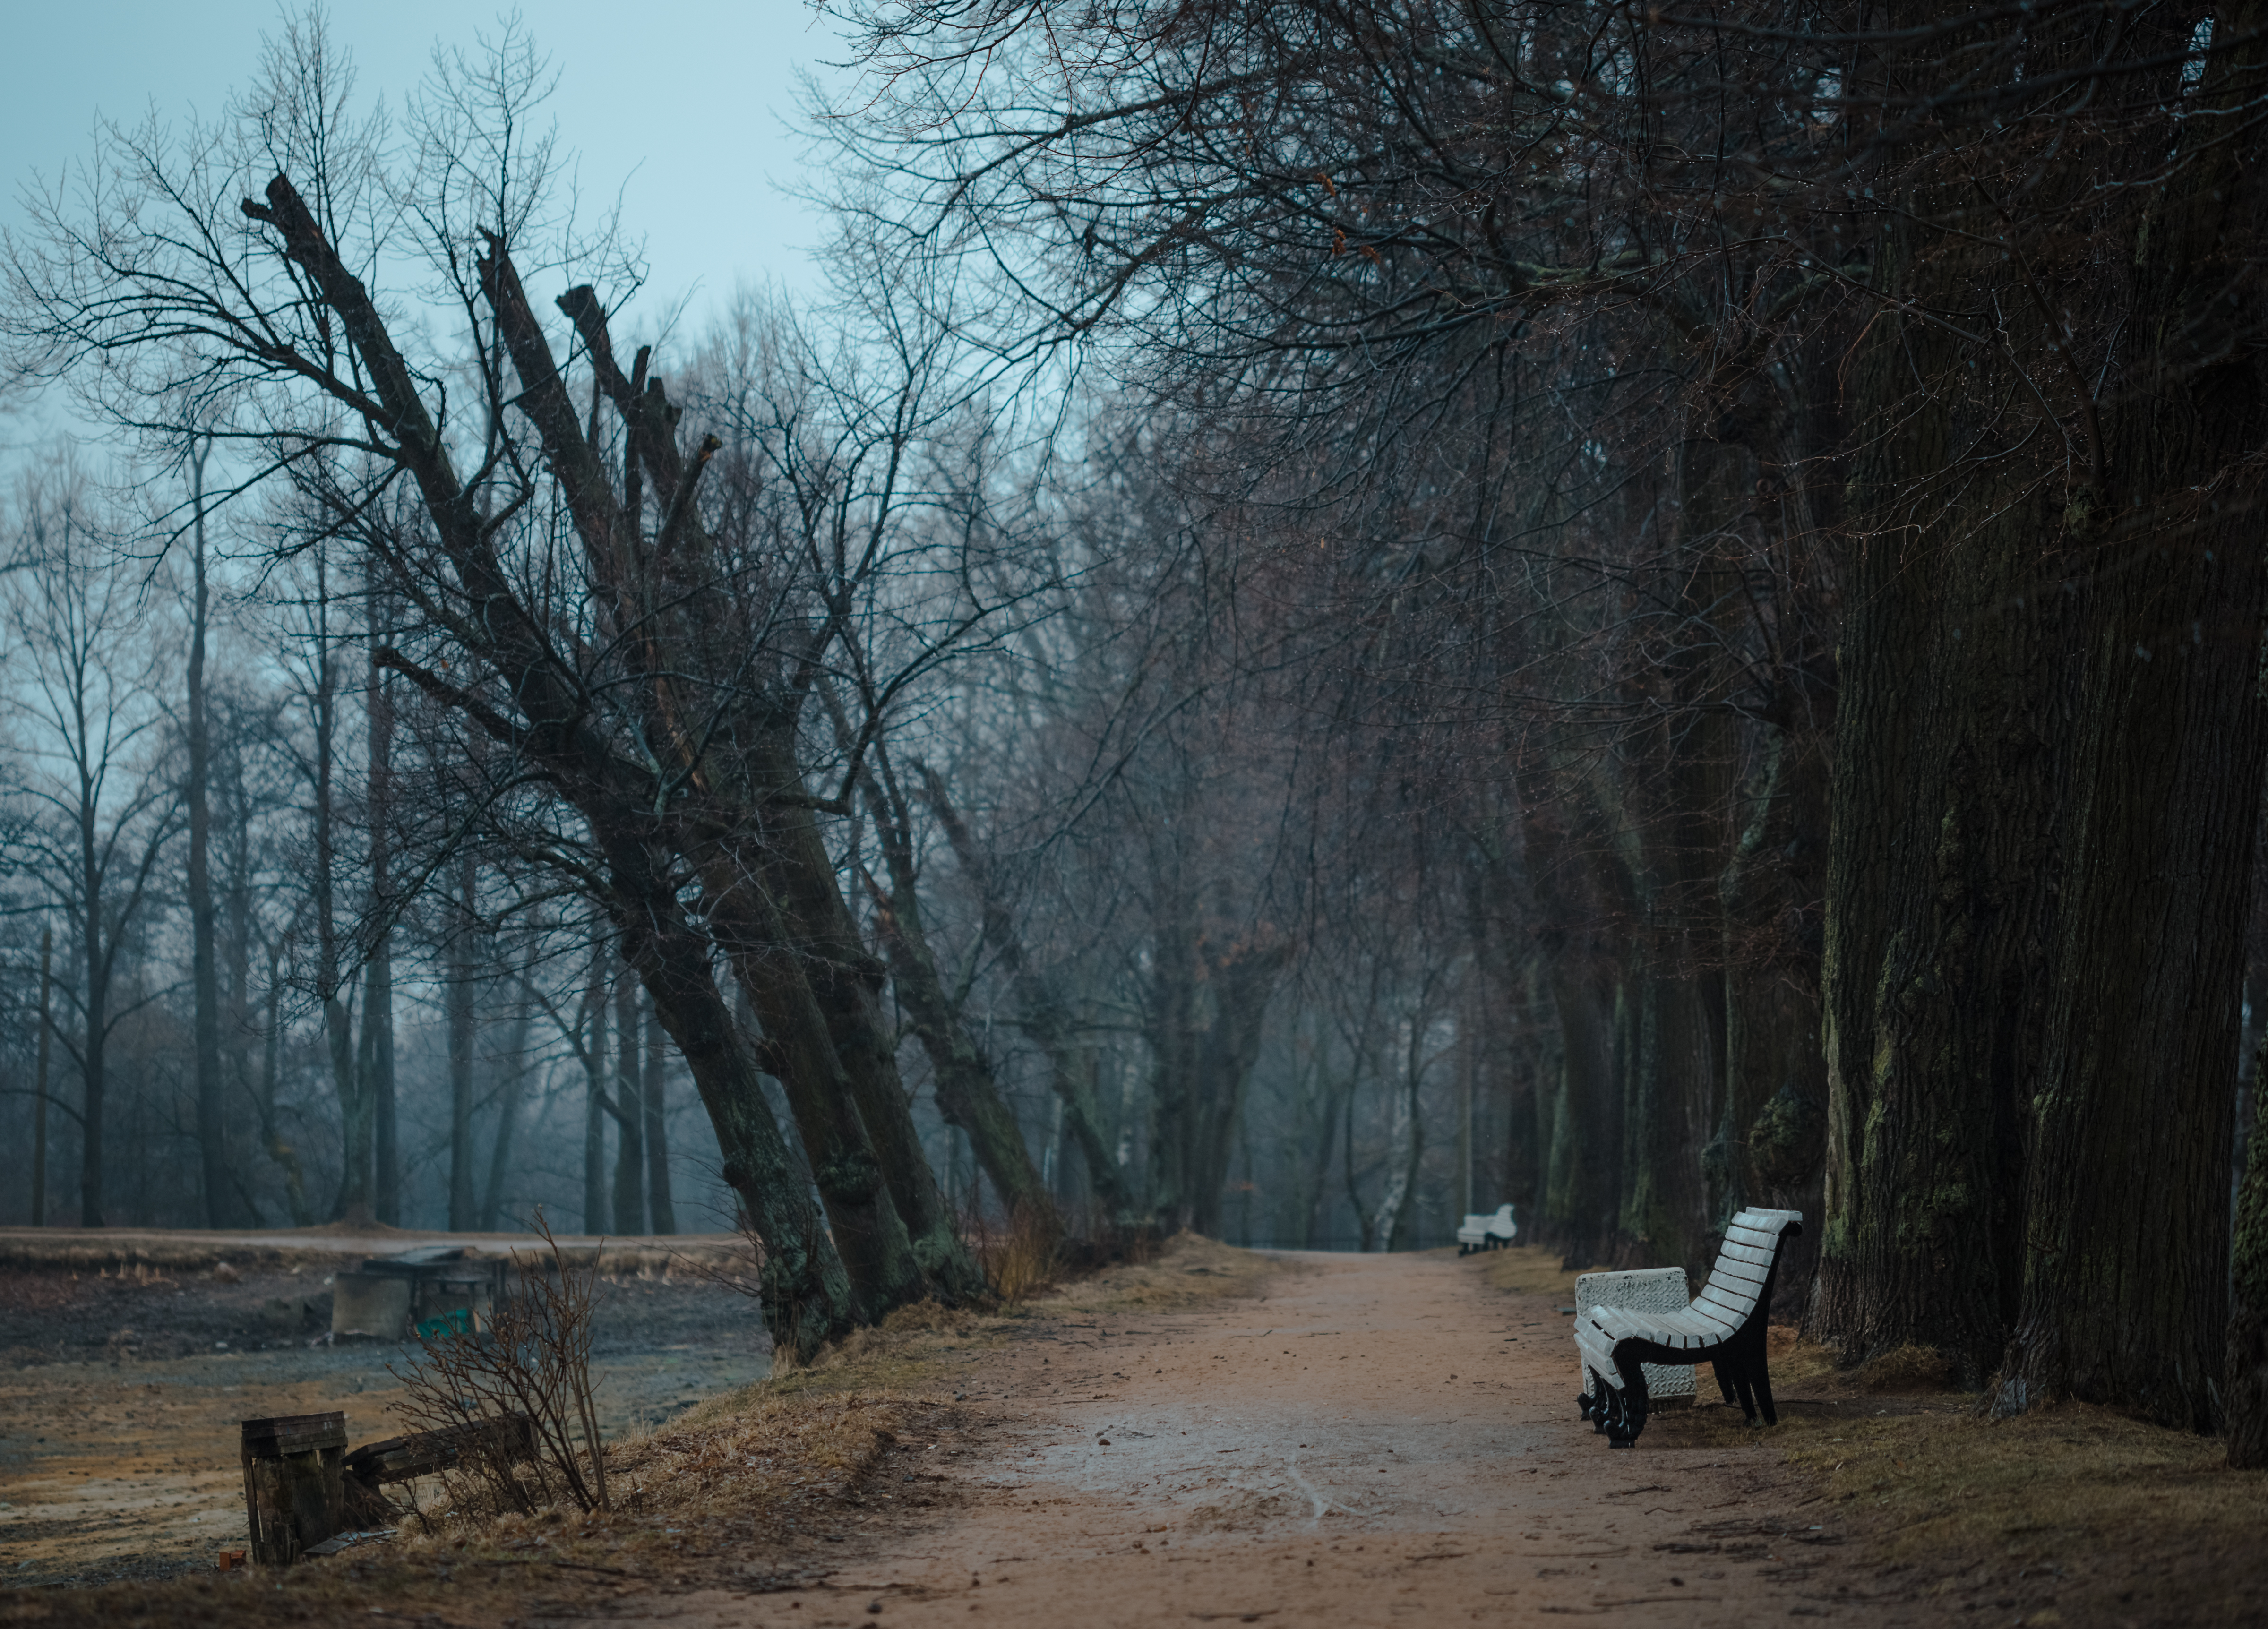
3,0,855,329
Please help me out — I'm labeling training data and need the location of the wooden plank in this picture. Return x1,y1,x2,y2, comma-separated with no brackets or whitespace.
1710,1252,1771,1284
1718,1238,1778,1269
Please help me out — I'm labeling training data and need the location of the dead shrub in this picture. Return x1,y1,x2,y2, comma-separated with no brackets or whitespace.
391,1209,610,1516
964,1204,1061,1302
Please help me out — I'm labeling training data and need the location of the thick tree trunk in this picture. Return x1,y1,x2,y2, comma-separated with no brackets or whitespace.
1997,28,2268,1418
704,849,929,1319
1812,188,2071,1379
617,891,860,1359
1714,721,1832,1312
2234,1035,2268,1466
750,758,984,1297
1145,896,1289,1237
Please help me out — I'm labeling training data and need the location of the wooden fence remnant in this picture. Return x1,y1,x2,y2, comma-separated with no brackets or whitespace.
239,1411,346,1564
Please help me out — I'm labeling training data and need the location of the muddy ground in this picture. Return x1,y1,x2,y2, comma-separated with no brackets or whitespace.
0,1231,769,1588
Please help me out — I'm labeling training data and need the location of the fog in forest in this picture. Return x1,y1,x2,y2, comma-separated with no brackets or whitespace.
4,0,2268,1449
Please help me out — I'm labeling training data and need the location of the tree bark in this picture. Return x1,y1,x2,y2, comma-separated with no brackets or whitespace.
2234,1033,2268,1465
1996,20,2268,1420
1812,175,2071,1380
748,757,985,1298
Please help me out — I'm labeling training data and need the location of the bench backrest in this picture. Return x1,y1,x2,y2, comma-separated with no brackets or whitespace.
1691,1207,1803,1333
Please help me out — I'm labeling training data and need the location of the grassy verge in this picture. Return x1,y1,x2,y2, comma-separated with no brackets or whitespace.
0,1231,1276,1628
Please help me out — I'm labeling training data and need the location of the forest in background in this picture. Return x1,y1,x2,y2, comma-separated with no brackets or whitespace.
5,0,2268,1457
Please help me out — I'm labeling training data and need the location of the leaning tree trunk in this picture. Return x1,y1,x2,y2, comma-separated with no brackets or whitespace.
703,845,931,1321
241,173,853,1355
749,761,987,1300
863,767,1055,1232
923,765,1134,1222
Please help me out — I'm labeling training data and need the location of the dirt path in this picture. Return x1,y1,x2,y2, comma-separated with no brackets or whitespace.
606,1250,1915,1629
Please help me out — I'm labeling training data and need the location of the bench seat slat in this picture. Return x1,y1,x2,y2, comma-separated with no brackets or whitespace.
1723,1224,1782,1252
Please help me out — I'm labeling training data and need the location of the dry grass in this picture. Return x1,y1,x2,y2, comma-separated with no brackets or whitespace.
1055,1230,1280,1315
964,1206,1064,1302
1477,1243,1589,1303
1773,1387,2268,1623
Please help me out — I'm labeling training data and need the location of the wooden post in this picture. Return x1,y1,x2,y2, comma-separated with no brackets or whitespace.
240,1412,346,1565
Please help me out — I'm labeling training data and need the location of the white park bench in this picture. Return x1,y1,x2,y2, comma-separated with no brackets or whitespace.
1456,1203,1519,1254
1572,1207,1803,1449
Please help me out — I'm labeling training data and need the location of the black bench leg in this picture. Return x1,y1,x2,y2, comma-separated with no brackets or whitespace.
1717,1355,1759,1423
1606,1354,1650,1448
1751,1350,1778,1426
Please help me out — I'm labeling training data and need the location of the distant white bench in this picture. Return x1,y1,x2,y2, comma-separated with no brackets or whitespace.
1456,1203,1518,1255
1573,1207,1803,1449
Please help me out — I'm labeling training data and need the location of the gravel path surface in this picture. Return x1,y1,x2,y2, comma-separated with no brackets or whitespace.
595,1249,1914,1629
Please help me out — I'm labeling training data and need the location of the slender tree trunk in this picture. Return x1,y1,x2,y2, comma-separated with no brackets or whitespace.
364,597,398,1226
447,853,479,1231
612,954,644,1235
314,555,371,1226
258,948,313,1227
481,994,533,1234
642,989,675,1235
32,927,51,1227
78,774,107,1228
185,438,233,1228
921,765,1134,1220
583,944,609,1235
